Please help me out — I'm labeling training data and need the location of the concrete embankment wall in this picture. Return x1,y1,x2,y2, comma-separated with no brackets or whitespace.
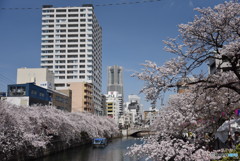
7,133,120,161
8,137,92,161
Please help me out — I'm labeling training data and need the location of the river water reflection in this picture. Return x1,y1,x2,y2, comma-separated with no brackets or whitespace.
34,136,147,161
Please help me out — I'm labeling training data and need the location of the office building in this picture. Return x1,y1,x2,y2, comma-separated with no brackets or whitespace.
40,4,102,114
107,65,123,114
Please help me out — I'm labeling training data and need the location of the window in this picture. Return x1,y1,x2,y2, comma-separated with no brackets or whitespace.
55,60,65,63
68,39,78,42
80,70,85,73
42,30,54,33
31,90,37,95
67,70,77,74
56,9,66,12
68,24,78,27
68,29,78,32
55,65,64,69
68,45,78,48
67,76,78,79
68,34,78,38
68,19,78,22
80,44,85,47
67,65,78,68
69,9,78,12
68,55,78,58
55,70,65,74
55,55,66,58
68,14,78,17
42,20,54,23
56,14,66,17
68,50,78,53
80,49,85,52
41,55,53,58
9,86,26,96
43,15,54,18
56,19,66,23
43,10,54,13
39,93,45,97
80,60,85,63
67,60,78,63
55,83,65,87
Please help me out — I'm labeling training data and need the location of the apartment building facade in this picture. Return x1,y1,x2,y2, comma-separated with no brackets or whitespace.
40,4,102,114
105,91,122,123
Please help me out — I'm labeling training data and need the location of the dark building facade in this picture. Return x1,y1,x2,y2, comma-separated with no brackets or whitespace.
7,83,71,111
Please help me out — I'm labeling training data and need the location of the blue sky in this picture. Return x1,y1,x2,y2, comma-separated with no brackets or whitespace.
0,0,226,109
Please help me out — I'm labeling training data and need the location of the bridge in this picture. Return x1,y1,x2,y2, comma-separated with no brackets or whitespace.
121,127,154,136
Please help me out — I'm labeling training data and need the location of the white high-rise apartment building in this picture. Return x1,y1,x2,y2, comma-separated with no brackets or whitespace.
40,4,102,114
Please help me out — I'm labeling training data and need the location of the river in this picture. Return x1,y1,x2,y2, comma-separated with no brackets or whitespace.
34,136,147,161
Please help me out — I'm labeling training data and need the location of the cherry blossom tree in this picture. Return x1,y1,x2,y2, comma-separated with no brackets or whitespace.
133,1,240,103
0,100,119,161
129,1,240,160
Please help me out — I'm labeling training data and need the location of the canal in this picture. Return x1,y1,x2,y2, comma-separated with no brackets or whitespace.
34,136,147,161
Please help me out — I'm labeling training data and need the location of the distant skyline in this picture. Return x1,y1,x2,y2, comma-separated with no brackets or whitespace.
0,0,226,109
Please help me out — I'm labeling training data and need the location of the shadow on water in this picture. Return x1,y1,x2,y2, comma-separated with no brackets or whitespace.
33,136,148,161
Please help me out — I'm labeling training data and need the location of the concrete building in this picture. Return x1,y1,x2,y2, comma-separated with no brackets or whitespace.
52,89,72,112
107,65,124,115
68,82,93,113
118,113,133,129
208,56,240,74
40,4,102,114
107,65,123,95
124,95,143,127
143,108,158,127
5,83,71,111
17,68,55,90
177,77,196,93
105,91,122,123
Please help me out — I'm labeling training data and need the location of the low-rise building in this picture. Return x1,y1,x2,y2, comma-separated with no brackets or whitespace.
143,109,158,127
5,83,71,111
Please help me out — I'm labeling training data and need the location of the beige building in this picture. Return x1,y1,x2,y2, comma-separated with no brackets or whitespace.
69,82,93,113
17,68,55,90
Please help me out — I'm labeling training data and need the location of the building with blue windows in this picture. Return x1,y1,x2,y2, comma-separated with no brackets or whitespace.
5,83,71,111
